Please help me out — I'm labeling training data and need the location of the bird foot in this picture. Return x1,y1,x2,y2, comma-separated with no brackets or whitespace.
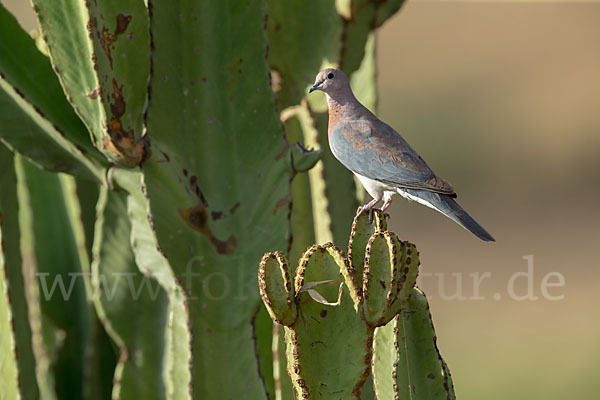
356,205,375,224
355,207,377,224
356,198,379,220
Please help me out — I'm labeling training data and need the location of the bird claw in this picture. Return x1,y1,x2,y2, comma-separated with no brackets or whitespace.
356,206,377,224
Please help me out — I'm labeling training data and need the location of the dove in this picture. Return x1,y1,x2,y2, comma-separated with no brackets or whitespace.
309,68,494,242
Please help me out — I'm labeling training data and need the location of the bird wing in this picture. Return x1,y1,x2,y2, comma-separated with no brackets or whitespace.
329,120,455,195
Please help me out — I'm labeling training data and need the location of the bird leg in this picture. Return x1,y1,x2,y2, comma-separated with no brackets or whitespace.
356,198,379,223
380,194,393,219
381,194,393,212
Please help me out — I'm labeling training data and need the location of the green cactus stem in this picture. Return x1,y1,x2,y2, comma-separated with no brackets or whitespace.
372,288,456,400
259,210,420,399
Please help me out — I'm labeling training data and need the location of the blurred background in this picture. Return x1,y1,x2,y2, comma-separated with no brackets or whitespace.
377,2,600,399
5,0,599,398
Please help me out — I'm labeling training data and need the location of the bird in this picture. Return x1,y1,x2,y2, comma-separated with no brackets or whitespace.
308,68,495,242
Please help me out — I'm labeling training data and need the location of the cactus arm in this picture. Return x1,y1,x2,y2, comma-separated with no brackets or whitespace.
257,252,297,398
275,324,297,400
370,318,397,399
0,78,105,181
30,0,149,166
260,206,454,400
291,142,322,174
287,244,372,399
0,5,106,166
111,169,193,400
381,242,421,322
373,288,456,400
15,156,93,399
283,115,317,264
259,252,297,326
395,288,456,399
90,184,171,399
0,145,40,399
362,232,405,326
143,1,290,397
14,156,57,400
0,7,107,182
29,0,99,145
0,188,22,400
254,304,277,400
83,0,150,165
346,209,387,303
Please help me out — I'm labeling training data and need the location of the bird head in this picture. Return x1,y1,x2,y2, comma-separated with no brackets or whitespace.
308,68,349,95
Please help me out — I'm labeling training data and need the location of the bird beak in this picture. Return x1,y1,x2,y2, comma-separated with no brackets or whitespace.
308,81,322,93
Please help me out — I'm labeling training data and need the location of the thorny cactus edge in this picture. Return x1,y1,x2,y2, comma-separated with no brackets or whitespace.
258,210,420,399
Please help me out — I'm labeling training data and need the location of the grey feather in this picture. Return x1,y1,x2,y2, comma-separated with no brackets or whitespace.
402,189,496,242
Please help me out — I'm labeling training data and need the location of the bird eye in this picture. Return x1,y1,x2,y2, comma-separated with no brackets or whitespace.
327,72,334,79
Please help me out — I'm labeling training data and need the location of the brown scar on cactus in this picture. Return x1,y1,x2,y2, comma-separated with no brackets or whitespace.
272,195,290,215
158,151,170,163
188,175,208,207
178,205,237,255
86,87,101,99
100,14,132,68
178,174,237,253
229,202,240,215
104,78,146,165
208,201,238,221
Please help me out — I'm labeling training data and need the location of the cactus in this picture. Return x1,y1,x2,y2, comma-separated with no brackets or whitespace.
0,145,40,400
259,210,456,399
0,1,457,398
0,6,107,181
0,206,20,400
259,210,422,398
110,168,193,399
30,0,150,166
90,182,170,398
372,288,456,399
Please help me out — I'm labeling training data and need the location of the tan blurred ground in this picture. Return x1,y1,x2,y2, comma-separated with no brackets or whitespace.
5,0,600,398
378,2,600,399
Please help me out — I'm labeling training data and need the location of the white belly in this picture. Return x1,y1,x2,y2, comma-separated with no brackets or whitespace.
353,172,438,211
353,173,396,202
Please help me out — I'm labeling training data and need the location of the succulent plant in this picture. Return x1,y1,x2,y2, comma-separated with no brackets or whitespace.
259,210,427,398
372,287,456,400
0,0,456,398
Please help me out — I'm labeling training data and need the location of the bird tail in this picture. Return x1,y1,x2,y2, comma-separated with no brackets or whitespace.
401,189,495,242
